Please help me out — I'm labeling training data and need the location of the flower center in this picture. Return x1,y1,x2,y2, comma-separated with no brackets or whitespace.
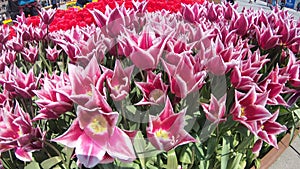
240,107,246,117
88,115,108,134
155,128,169,140
17,129,23,136
149,89,164,101
114,85,120,91
86,91,92,96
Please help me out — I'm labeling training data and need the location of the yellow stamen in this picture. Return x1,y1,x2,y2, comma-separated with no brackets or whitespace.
17,130,23,136
240,107,246,117
88,115,108,134
114,85,120,91
155,129,169,140
86,91,92,96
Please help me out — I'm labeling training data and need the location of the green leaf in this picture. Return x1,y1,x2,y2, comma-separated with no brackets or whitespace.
62,147,74,168
167,149,178,169
194,143,205,159
254,159,261,169
116,160,140,168
133,131,146,169
221,137,230,169
25,161,40,169
179,146,193,164
228,153,243,169
41,156,62,169
126,105,137,115
199,160,210,169
206,136,217,159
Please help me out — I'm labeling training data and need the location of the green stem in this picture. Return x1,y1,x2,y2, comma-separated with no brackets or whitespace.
39,48,52,74
44,141,68,169
121,100,128,129
157,154,161,169
8,150,16,169
1,157,11,169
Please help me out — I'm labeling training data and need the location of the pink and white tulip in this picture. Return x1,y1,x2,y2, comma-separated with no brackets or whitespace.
147,97,197,151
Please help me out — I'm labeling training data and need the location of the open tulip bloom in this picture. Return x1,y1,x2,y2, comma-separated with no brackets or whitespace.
0,0,299,168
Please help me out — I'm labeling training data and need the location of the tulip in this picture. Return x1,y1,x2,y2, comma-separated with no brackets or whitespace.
230,50,269,92
39,8,56,25
147,97,197,151
12,68,38,99
7,33,24,52
224,2,238,21
162,53,206,98
76,28,106,66
0,102,44,162
206,3,218,22
284,51,300,88
33,73,73,120
0,25,10,44
201,94,227,124
252,139,263,156
255,24,281,50
181,4,196,23
90,4,131,38
231,87,272,133
33,28,46,41
254,110,287,150
45,45,62,62
125,28,173,70
135,71,168,105
21,44,38,63
259,66,288,106
0,67,15,92
3,50,16,65
231,13,249,36
57,41,80,62
132,0,148,16
53,106,136,168
103,60,134,101
68,57,107,109
0,67,37,99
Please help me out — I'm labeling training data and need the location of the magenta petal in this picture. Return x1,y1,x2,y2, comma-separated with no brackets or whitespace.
239,87,257,106
99,153,114,164
244,105,271,121
107,127,135,162
264,122,287,135
252,139,263,154
76,134,106,168
159,97,174,121
258,130,270,143
163,112,185,132
52,119,83,147
175,131,197,147
15,147,32,162
230,67,241,87
130,47,155,70
84,86,112,112
206,56,226,75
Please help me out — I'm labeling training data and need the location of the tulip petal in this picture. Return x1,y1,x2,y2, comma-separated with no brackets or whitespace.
76,134,106,168
107,127,135,162
52,119,83,147
15,147,32,162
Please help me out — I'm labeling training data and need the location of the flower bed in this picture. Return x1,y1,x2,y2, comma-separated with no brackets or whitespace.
0,0,300,168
